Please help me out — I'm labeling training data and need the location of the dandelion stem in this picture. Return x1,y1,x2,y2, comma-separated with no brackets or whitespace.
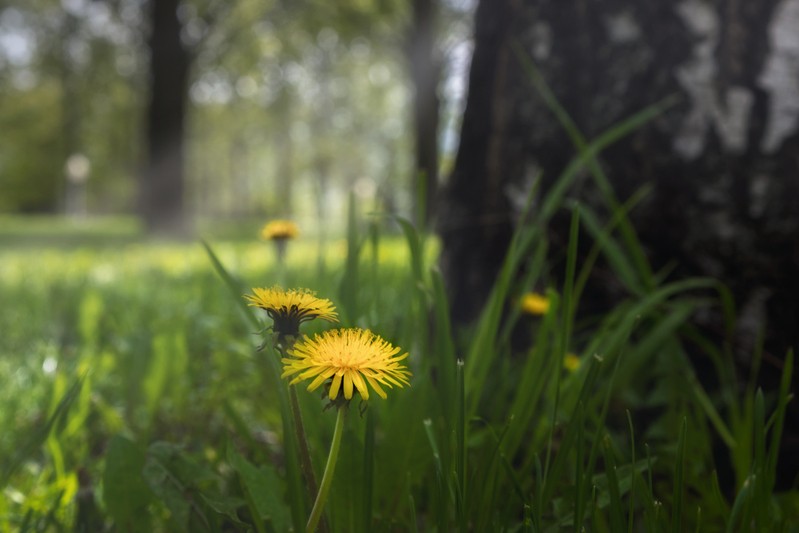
289,385,320,507
307,406,346,533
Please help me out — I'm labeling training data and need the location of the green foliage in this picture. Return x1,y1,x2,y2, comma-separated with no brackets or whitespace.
103,436,152,531
1,44,797,526
0,199,796,532
1,0,413,219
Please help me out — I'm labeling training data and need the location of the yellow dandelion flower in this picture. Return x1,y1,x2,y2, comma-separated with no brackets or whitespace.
261,219,299,241
245,286,338,338
281,328,411,401
563,353,580,372
521,292,550,315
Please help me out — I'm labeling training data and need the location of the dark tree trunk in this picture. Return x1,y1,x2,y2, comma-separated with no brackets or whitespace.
441,0,799,486
409,0,441,228
438,0,520,325
141,0,191,236
59,9,83,215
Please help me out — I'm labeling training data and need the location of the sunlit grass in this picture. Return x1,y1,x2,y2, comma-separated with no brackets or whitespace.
0,205,795,531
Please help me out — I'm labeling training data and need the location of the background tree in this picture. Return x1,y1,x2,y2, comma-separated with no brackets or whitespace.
140,0,191,235
439,0,799,486
408,0,440,227
0,0,417,228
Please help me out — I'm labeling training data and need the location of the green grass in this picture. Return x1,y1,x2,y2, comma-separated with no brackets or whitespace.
0,207,796,532
1,67,796,529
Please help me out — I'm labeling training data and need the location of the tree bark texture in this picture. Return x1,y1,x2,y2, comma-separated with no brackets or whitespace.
440,0,799,485
141,0,191,235
438,0,521,325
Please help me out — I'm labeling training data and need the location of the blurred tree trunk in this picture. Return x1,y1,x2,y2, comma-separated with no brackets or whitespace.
409,0,441,227
440,0,799,485
140,0,191,235
438,0,517,325
59,9,82,215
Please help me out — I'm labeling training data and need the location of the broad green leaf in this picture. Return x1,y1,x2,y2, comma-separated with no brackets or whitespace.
228,445,291,533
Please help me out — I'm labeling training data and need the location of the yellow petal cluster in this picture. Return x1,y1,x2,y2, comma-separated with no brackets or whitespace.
563,353,581,372
261,219,299,240
520,292,550,316
245,287,338,337
282,328,411,401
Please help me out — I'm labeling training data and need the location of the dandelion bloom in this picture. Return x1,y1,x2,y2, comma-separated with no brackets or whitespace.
261,219,299,241
245,287,338,338
520,292,550,315
282,328,411,401
563,353,580,372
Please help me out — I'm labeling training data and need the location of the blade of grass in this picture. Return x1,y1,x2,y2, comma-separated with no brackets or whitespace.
503,292,558,458
752,389,767,529
671,417,688,533
542,206,580,505
423,418,450,532
626,411,636,533
573,401,586,533
573,186,652,306
431,268,457,421
688,372,737,449
765,351,792,492
362,410,375,533
202,240,306,532
602,435,625,533
541,353,604,508
573,342,627,527
513,42,678,290
578,205,644,296
727,474,754,533
455,359,466,532
1,373,85,487
201,239,260,331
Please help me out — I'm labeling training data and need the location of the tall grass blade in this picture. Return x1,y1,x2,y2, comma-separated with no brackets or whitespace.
202,239,305,532
201,239,259,330
602,436,625,533
1,374,85,487
362,410,375,533
753,388,767,529
455,359,466,532
727,474,754,533
513,42,677,289
765,350,792,492
573,401,586,533
626,411,636,533
672,417,688,533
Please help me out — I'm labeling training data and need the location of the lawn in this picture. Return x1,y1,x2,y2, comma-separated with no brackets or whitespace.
0,210,795,532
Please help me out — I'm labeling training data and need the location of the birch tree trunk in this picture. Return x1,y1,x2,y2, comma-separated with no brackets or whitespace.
440,0,799,486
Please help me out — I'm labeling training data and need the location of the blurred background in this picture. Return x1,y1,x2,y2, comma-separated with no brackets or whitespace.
3,0,799,358
1,1,799,526
0,0,474,236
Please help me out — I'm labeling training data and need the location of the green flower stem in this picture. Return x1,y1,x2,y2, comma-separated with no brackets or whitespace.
289,384,320,504
276,339,326,532
307,406,346,533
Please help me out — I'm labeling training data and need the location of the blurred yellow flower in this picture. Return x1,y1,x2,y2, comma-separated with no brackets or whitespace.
261,219,299,240
245,286,338,338
282,328,411,401
563,353,580,372
521,292,550,315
